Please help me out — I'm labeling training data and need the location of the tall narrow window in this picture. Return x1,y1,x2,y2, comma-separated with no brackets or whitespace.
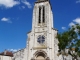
43,6,45,23
38,7,41,23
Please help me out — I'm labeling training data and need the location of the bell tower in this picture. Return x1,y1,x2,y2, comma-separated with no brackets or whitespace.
27,0,59,60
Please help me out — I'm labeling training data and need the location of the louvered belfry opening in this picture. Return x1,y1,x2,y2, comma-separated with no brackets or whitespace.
38,6,45,24
43,6,45,23
38,6,41,23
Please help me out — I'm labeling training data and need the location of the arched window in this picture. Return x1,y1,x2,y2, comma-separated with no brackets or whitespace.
38,6,45,24
37,35,45,44
43,6,45,23
38,6,41,23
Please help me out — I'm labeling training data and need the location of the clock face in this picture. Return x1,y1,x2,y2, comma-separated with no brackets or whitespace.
37,35,45,44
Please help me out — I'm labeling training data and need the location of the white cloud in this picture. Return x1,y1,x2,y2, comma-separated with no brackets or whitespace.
0,0,32,9
73,18,80,24
1,17,12,23
69,22,75,27
69,18,80,27
8,49,19,52
22,1,32,8
76,0,80,3
1,17,9,21
22,6,25,9
0,0,20,8
62,27,66,30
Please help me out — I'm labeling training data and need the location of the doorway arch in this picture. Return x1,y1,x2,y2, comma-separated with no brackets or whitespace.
31,50,50,60
36,52,45,60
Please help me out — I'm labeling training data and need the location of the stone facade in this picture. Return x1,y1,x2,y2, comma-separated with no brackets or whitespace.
13,48,27,60
26,0,59,60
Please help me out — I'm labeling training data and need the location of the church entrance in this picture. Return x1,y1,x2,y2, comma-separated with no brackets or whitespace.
35,52,45,60
31,50,50,60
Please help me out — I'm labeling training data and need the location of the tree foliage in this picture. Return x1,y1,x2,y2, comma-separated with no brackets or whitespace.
57,24,80,57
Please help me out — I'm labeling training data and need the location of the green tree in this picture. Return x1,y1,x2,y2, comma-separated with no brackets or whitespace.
57,24,80,60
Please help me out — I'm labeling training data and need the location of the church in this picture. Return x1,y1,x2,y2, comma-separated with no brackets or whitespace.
0,0,71,60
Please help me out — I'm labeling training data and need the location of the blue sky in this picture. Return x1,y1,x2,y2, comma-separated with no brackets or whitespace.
0,0,80,52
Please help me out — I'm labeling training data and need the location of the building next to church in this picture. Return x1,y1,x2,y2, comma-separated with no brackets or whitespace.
0,51,13,60
0,0,73,60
